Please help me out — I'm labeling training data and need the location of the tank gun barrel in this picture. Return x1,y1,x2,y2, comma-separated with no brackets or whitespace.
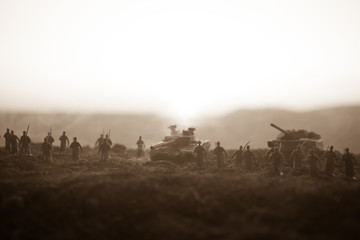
270,123,290,135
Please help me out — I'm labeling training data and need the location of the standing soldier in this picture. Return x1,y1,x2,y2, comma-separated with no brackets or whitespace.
95,134,104,148
242,145,256,171
231,146,244,169
268,147,285,176
193,141,207,168
46,132,55,145
136,136,145,158
104,134,112,146
322,146,338,176
289,145,305,168
98,139,111,161
59,131,69,152
10,130,20,155
19,131,31,155
214,141,228,169
70,137,83,161
3,128,11,153
41,138,53,163
307,150,322,177
342,148,357,180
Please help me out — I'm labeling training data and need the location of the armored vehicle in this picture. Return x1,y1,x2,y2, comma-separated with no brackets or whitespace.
150,125,210,162
267,123,324,159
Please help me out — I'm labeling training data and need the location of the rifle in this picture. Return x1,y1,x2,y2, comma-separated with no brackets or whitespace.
108,129,111,138
243,140,251,149
26,125,30,134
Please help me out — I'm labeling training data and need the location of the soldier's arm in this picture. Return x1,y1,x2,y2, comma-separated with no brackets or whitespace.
231,151,237,159
202,147,208,158
66,137,69,145
289,151,295,160
335,153,341,164
223,149,229,158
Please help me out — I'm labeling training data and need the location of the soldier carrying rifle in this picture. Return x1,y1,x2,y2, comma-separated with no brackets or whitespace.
20,126,31,155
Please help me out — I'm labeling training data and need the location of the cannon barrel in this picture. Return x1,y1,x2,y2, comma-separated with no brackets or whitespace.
270,123,290,135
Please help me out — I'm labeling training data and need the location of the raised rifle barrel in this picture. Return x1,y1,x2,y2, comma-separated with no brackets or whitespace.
270,123,289,135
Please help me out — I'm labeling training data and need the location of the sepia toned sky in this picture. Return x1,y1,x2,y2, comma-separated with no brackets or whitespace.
0,0,360,119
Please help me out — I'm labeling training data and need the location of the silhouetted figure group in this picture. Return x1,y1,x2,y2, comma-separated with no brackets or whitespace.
2,128,358,179
3,128,31,155
191,139,358,179
2,128,83,162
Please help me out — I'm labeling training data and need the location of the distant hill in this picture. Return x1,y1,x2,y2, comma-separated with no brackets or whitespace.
1,106,360,152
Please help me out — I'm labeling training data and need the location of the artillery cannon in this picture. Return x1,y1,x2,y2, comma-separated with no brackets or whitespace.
268,123,324,160
150,125,210,162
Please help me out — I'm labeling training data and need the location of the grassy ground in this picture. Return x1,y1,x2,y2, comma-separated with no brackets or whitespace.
0,148,359,240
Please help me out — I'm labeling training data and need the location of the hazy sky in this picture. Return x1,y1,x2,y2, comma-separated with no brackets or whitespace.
1,0,360,119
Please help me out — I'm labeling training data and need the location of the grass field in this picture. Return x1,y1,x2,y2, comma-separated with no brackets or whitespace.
0,148,359,240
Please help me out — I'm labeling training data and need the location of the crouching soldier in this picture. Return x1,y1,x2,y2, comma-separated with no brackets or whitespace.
41,138,53,163
70,137,83,161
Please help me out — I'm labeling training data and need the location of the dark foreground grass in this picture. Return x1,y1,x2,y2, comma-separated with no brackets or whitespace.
0,149,360,240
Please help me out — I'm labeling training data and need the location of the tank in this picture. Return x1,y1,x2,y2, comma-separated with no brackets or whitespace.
150,125,210,162
267,123,324,159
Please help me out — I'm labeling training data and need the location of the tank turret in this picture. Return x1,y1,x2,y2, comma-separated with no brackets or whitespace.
270,123,321,141
268,123,324,161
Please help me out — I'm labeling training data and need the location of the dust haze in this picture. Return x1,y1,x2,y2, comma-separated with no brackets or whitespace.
1,106,360,152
